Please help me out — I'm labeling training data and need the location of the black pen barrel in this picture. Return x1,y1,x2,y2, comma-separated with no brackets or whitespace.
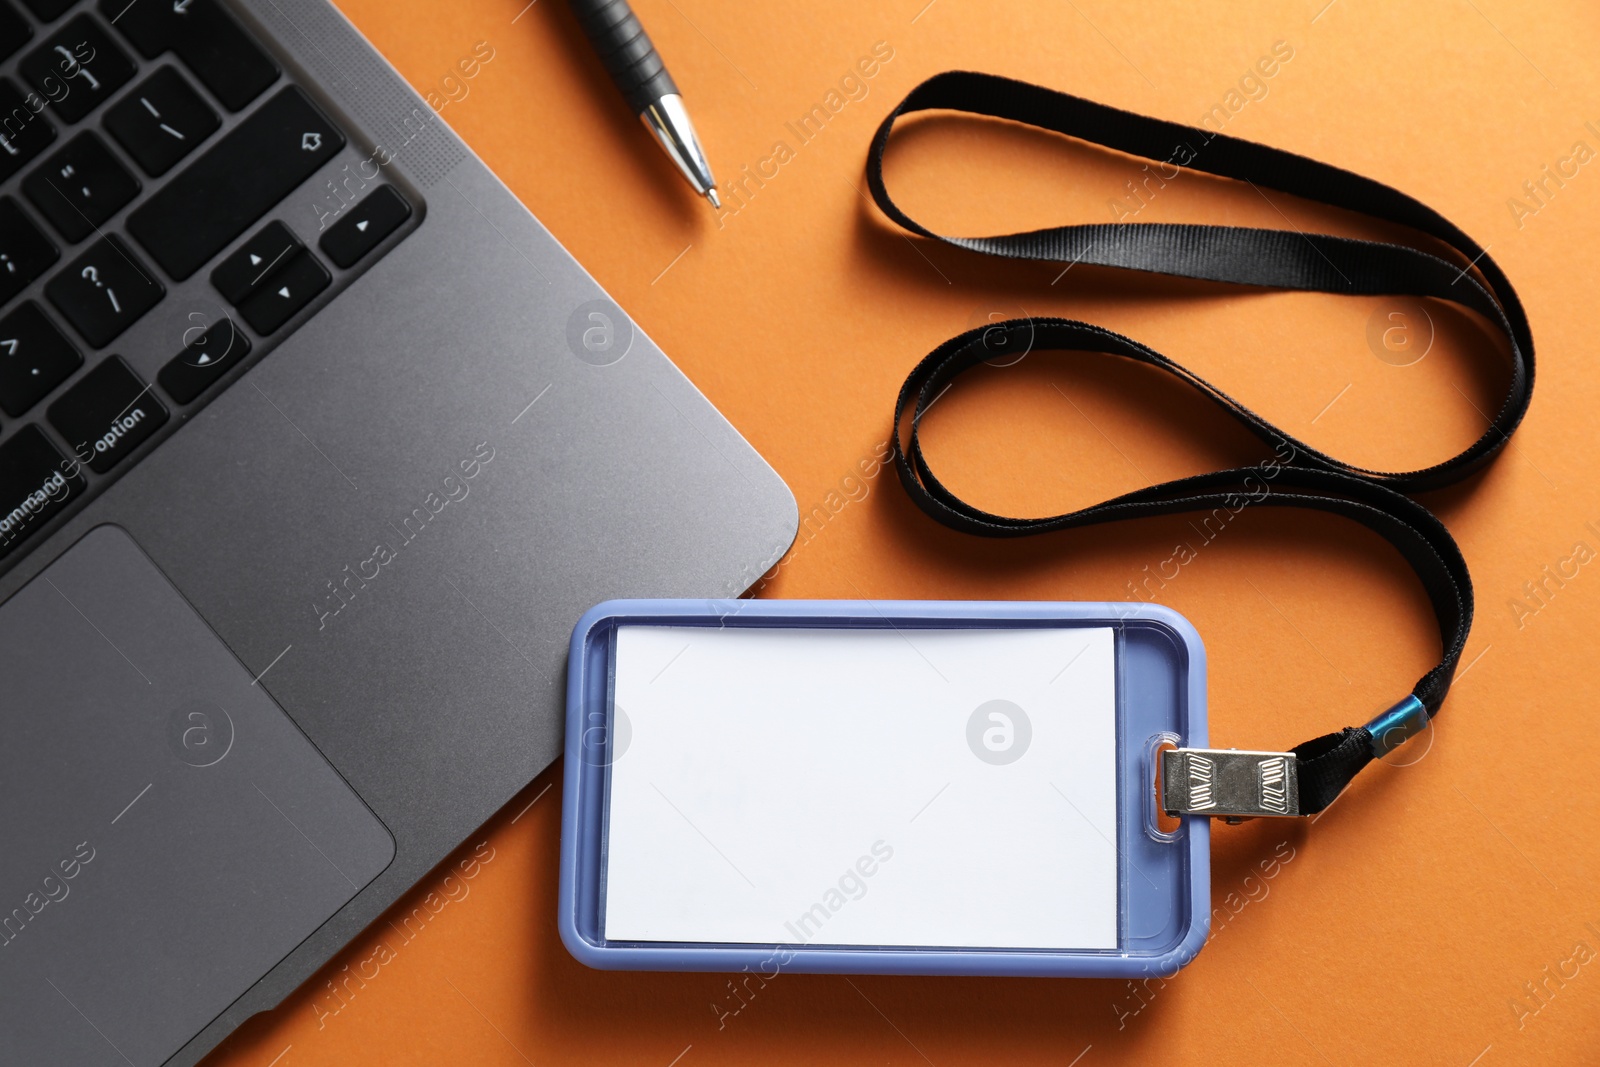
568,0,679,113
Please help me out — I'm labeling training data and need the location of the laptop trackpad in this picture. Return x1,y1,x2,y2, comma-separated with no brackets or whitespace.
0,525,394,1066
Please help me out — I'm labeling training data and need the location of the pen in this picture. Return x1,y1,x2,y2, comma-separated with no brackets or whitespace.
567,0,722,209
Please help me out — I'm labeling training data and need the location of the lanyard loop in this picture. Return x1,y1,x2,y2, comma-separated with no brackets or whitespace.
866,72,1534,815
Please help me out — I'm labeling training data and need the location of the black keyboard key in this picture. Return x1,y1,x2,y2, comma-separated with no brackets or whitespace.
0,197,58,302
104,66,218,177
46,235,164,347
158,312,248,403
319,185,410,269
0,2,32,62
0,301,80,416
99,0,277,111
128,87,343,280
238,249,327,334
211,220,300,303
18,0,74,21
24,131,140,242
20,15,136,123
48,354,167,472
0,79,57,181
0,423,84,560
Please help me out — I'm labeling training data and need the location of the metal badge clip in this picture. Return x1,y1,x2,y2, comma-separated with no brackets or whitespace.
1161,748,1301,821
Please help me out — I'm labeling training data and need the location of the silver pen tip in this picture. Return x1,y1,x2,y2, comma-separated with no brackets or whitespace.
706,188,721,210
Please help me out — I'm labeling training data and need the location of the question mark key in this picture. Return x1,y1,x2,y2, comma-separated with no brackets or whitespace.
44,235,165,347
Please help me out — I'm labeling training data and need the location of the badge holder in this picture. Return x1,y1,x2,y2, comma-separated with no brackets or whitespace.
559,598,1211,978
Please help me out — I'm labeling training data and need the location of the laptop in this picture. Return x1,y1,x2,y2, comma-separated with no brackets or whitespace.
0,1,796,1063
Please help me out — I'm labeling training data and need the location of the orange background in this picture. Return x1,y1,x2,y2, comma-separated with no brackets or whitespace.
211,1,1598,1064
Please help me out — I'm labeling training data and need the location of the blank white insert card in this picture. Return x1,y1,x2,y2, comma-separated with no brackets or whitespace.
603,624,1120,950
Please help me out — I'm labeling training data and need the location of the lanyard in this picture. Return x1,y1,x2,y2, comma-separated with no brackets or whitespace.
866,72,1534,818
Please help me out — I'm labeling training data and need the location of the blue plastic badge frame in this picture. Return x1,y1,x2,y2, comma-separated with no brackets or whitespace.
558,599,1210,977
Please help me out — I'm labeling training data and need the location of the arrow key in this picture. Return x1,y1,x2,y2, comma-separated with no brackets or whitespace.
158,312,250,403
319,185,412,268
237,248,327,335
211,220,301,303
0,301,80,417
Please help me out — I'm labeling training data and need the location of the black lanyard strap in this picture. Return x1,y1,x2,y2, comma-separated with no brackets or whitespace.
866,72,1534,815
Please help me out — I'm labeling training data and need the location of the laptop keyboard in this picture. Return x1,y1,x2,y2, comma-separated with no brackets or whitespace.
0,0,415,565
